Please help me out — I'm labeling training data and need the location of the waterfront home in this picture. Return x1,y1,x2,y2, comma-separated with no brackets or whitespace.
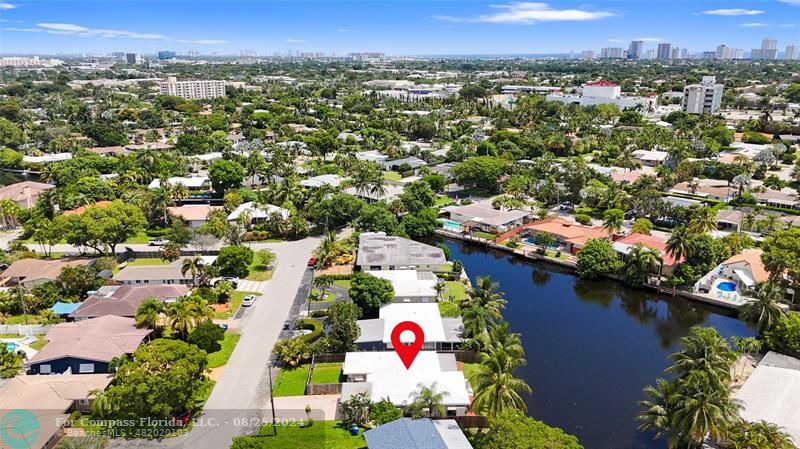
355,302,463,351
733,351,800,445
148,176,211,190
0,258,96,289
300,174,344,188
446,201,529,234
356,232,447,272
612,233,682,277
27,315,152,375
226,201,290,224
694,248,768,305
70,284,191,320
0,374,113,449
344,184,405,202
340,351,471,415
113,257,208,286
167,204,222,228
368,270,439,303
522,216,609,255
0,181,54,210
364,418,473,449
22,152,73,164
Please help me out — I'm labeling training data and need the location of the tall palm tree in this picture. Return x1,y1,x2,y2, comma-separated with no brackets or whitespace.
461,303,493,338
637,378,679,446
433,282,445,301
484,321,524,358
181,257,207,286
166,299,201,339
726,420,795,449
624,244,663,288
135,298,165,331
599,182,627,210
666,225,694,263
312,275,334,301
602,210,624,235
88,388,115,419
666,327,737,387
670,376,738,446
469,344,532,417
465,276,507,320
0,199,21,229
731,173,752,197
688,207,717,234
739,281,787,334
408,383,448,418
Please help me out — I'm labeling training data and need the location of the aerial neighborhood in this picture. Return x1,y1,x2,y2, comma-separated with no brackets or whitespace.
1,5,800,448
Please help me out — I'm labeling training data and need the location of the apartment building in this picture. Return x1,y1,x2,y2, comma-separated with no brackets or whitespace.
683,76,724,114
159,76,226,99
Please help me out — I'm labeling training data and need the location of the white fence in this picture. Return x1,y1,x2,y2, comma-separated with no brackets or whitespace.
0,324,51,335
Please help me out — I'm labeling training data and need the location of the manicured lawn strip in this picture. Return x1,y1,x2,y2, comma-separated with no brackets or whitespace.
272,365,310,396
126,257,170,266
383,171,402,180
207,332,240,368
461,362,480,390
214,291,261,319
434,195,454,207
332,279,351,290
0,314,48,325
123,230,152,244
311,289,336,302
474,231,497,241
438,301,461,317
444,281,467,303
29,337,48,351
236,420,366,448
246,255,275,281
310,363,342,384
545,250,567,260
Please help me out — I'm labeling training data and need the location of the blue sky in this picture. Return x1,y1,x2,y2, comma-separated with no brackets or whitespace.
0,1,798,55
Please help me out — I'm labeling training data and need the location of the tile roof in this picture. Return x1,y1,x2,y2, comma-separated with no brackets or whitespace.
721,248,769,283
525,216,609,246
70,284,190,319
62,200,113,216
0,181,54,204
615,232,681,266
0,258,94,283
167,204,221,221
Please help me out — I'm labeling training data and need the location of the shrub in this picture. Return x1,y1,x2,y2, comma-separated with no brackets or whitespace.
296,319,324,344
762,312,800,358
575,214,591,225
574,207,592,216
188,320,225,353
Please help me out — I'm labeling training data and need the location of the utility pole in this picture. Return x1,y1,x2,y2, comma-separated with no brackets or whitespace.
267,360,277,436
16,277,28,325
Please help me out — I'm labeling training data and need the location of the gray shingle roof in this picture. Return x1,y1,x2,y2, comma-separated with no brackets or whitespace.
357,233,446,267
364,418,473,449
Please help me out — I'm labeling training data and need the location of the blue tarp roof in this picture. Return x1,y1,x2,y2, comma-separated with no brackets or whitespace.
51,301,81,315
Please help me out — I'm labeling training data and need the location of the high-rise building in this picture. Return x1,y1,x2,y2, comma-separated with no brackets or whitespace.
645,49,656,59
157,51,176,60
581,50,596,60
111,51,125,59
159,76,226,100
715,45,731,60
125,53,138,64
683,76,724,114
628,40,643,59
600,47,625,59
751,38,778,60
786,45,798,61
657,43,672,60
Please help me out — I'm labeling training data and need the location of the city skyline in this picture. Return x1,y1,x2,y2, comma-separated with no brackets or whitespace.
0,1,799,56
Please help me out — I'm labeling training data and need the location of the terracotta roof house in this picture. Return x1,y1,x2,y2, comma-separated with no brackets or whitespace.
0,374,113,449
27,315,151,375
70,284,191,320
167,204,222,228
523,216,609,254
719,249,770,286
0,258,95,288
0,181,54,209
90,145,130,156
613,232,681,276
62,200,113,216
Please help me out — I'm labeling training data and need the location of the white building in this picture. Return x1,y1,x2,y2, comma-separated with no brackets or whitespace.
546,80,656,111
147,176,210,190
226,202,289,224
0,56,62,67
682,76,724,114
786,45,799,61
159,76,226,100
355,302,464,351
368,270,439,303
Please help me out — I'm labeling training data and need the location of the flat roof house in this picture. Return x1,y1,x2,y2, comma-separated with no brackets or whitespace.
0,258,95,289
631,149,669,167
167,204,222,228
344,184,405,202
447,202,529,234
226,201,290,224
383,156,428,172
148,176,210,190
300,174,344,188
357,232,447,272
27,315,151,375
368,270,438,303
113,257,202,285
70,284,191,320
364,418,473,449
356,302,463,351
341,351,471,416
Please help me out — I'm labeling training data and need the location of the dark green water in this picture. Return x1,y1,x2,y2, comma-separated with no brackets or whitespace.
438,238,755,449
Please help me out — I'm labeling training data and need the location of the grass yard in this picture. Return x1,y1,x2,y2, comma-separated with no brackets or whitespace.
123,230,152,244
214,291,261,319
310,289,336,302
207,332,241,368
0,314,48,325
461,362,480,389
438,301,461,317
29,337,48,351
474,231,498,241
434,195,454,207
332,279,351,290
443,281,467,303
272,365,310,396
383,171,402,180
545,250,567,260
310,363,342,384
246,262,274,281
233,421,366,449
126,257,170,266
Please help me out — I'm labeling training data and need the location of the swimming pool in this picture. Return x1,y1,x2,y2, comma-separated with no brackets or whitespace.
4,342,16,352
439,219,461,232
718,281,737,292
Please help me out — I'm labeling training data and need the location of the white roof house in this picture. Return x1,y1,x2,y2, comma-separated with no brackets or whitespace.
227,202,290,222
341,351,471,411
368,270,438,301
22,153,73,164
300,174,344,188
355,302,463,349
344,184,405,202
355,150,389,163
734,352,800,446
148,176,210,190
632,149,669,165
188,152,224,163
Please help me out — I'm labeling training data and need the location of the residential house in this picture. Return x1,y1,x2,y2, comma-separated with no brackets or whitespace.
344,184,405,202
70,284,191,320
0,374,113,449
733,351,800,445
340,351,471,415
62,200,113,216
382,156,427,172
357,232,447,272
355,302,463,351
113,257,201,285
226,201,290,224
429,162,457,179
0,181,54,210
89,146,130,157
355,150,389,164
631,149,669,167
148,176,211,190
368,270,439,303
0,258,95,289
753,188,799,210
612,233,682,277
300,174,344,188
446,202,529,234
27,315,151,375
669,181,735,202
523,216,610,255
364,418,473,449
694,248,769,302
22,153,73,164
167,204,222,228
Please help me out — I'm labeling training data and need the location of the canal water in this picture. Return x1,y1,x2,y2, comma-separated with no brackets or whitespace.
437,238,755,449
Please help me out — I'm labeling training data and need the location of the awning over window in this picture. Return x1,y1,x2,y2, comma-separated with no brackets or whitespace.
733,268,755,287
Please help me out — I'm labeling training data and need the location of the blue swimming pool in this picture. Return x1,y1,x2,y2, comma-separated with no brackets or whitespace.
4,342,16,352
439,219,461,232
718,281,737,292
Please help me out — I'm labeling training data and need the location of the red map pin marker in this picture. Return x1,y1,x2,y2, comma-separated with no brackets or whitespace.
391,321,425,370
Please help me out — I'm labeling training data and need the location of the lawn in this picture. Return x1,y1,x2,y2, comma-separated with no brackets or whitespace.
474,231,498,241
126,257,170,266
332,279,351,290
438,301,461,317
443,281,467,303
123,230,152,244
310,289,336,302
214,291,261,319
383,171,402,180
461,362,480,389
246,250,276,281
207,332,240,368
233,421,366,449
29,337,48,351
272,365,310,396
0,314,48,325
434,195,454,207
310,363,342,384
544,250,567,260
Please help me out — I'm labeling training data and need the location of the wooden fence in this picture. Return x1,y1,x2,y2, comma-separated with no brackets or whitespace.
305,353,346,395
454,415,489,428
306,383,343,395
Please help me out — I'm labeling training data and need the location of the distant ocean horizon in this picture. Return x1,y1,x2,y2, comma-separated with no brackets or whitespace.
414,53,571,59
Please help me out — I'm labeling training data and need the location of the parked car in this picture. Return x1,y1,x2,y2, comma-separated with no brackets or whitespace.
242,295,256,307
282,320,291,330
558,202,573,211
213,276,239,288
147,238,169,246
307,257,317,267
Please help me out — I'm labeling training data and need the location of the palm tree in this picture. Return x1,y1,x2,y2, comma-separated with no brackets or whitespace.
739,282,787,334
313,231,343,268
688,207,717,234
666,225,693,263
170,183,190,202
670,378,737,446
312,275,334,301
602,210,624,235
624,244,663,288
666,327,737,387
484,321,524,358
637,378,679,446
599,182,627,210
758,213,780,234
731,336,761,380
466,276,507,320
743,213,756,232
0,199,21,229
166,298,209,339
433,282,445,301
135,298,165,331
469,344,532,417
731,173,752,197
726,420,795,449
408,383,448,418
0,346,22,378
181,257,207,286
461,303,492,338
88,388,115,419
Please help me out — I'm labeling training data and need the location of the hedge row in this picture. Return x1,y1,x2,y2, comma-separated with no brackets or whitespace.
296,319,323,343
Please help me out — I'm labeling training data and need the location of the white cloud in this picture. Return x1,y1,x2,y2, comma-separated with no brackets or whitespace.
778,0,800,5
0,3,17,10
2,22,225,43
178,39,227,44
779,23,796,27
699,8,764,16
435,2,615,24
337,28,357,33
285,38,306,43
739,22,768,27
607,38,624,43
634,37,664,42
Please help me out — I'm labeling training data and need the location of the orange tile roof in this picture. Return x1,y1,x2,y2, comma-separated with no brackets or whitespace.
167,205,221,221
526,216,609,246
62,200,113,216
616,232,682,266
721,248,769,283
